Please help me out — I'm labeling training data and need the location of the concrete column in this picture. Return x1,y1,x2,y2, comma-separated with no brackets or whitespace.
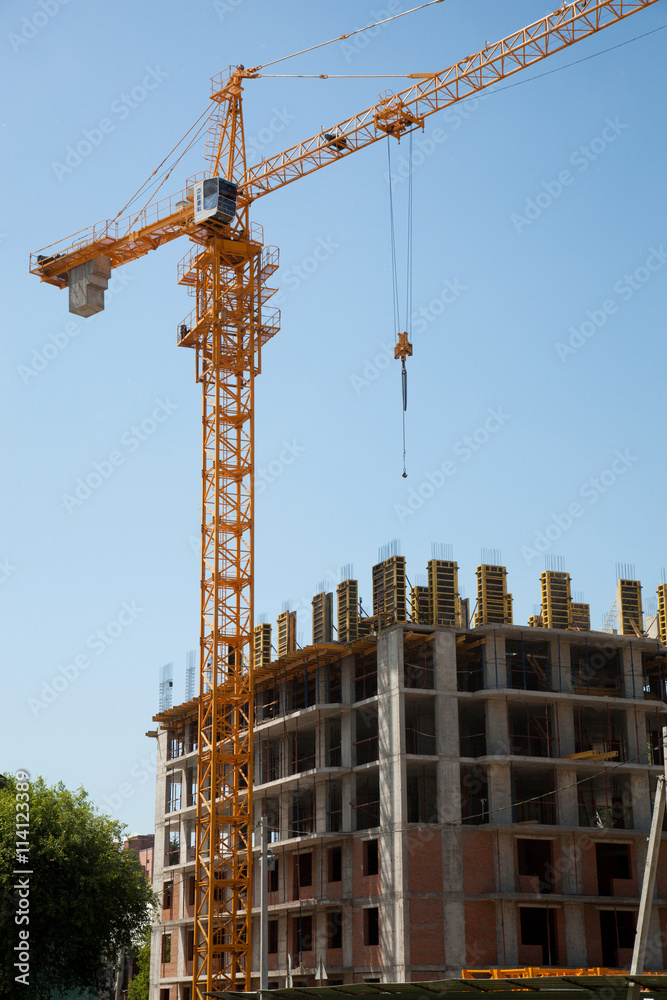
377,627,409,981
487,697,509,756
556,766,579,827
434,629,457,692
484,632,506,689
550,637,571,693
340,653,354,704
622,644,640,700
315,779,327,835
559,833,581,895
439,759,461,826
630,707,649,764
556,701,576,757
279,787,290,842
498,900,518,965
443,825,465,975
487,761,511,824
496,829,515,892
631,771,652,830
564,903,587,966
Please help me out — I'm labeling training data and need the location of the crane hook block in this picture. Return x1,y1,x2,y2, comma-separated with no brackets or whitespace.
68,255,111,317
394,331,413,362
193,177,238,228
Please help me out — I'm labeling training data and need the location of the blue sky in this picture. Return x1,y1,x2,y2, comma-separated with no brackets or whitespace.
1,0,666,835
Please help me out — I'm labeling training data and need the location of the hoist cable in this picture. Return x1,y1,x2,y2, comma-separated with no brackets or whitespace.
387,140,401,336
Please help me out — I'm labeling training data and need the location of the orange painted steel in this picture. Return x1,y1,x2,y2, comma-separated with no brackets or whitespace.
28,2,663,995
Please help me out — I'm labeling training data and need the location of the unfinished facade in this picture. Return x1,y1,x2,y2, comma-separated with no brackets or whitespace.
149,559,667,997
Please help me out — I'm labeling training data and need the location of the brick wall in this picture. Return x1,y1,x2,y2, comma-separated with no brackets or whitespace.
409,898,445,964
407,830,442,893
465,901,497,966
462,830,495,894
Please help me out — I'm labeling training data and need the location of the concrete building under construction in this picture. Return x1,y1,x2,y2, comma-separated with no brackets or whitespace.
149,551,667,998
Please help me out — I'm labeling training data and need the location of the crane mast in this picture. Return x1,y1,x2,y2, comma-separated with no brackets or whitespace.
26,2,662,995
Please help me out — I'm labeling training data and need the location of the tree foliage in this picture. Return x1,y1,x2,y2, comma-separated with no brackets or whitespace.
127,926,151,1000
0,774,155,999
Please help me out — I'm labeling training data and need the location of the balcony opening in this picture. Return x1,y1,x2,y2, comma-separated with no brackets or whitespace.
260,737,283,783
596,842,631,896
363,838,379,876
575,706,626,762
512,768,556,825
578,774,632,829
327,911,343,949
461,764,488,825
288,669,317,712
293,851,313,899
364,907,379,947
642,650,666,703
516,838,554,894
328,845,342,883
405,698,436,755
457,636,484,692
258,684,280,721
571,644,622,697
519,906,558,965
268,920,279,954
327,779,342,832
290,787,314,837
326,718,342,767
355,772,380,830
327,661,342,703
290,729,316,774
509,703,555,758
507,639,550,692
292,913,313,958
355,706,379,765
407,763,438,823
355,651,378,701
404,637,434,689
459,702,486,758
599,909,635,968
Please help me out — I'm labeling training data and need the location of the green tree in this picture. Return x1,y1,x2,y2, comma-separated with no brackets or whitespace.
127,927,151,1000
0,774,156,999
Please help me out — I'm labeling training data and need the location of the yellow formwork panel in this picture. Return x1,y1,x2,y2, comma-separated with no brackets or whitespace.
372,555,407,623
528,614,543,628
657,584,667,646
312,591,333,644
617,578,643,636
475,564,511,625
540,570,571,630
253,622,272,668
428,559,459,627
570,602,591,631
276,610,296,657
337,578,359,644
410,585,430,624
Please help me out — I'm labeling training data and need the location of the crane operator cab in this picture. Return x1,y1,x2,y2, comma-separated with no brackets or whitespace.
193,177,238,227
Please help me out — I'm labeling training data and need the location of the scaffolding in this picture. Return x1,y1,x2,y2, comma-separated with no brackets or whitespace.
570,602,591,631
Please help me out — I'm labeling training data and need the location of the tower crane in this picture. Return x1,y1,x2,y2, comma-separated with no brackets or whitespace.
29,1,661,994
